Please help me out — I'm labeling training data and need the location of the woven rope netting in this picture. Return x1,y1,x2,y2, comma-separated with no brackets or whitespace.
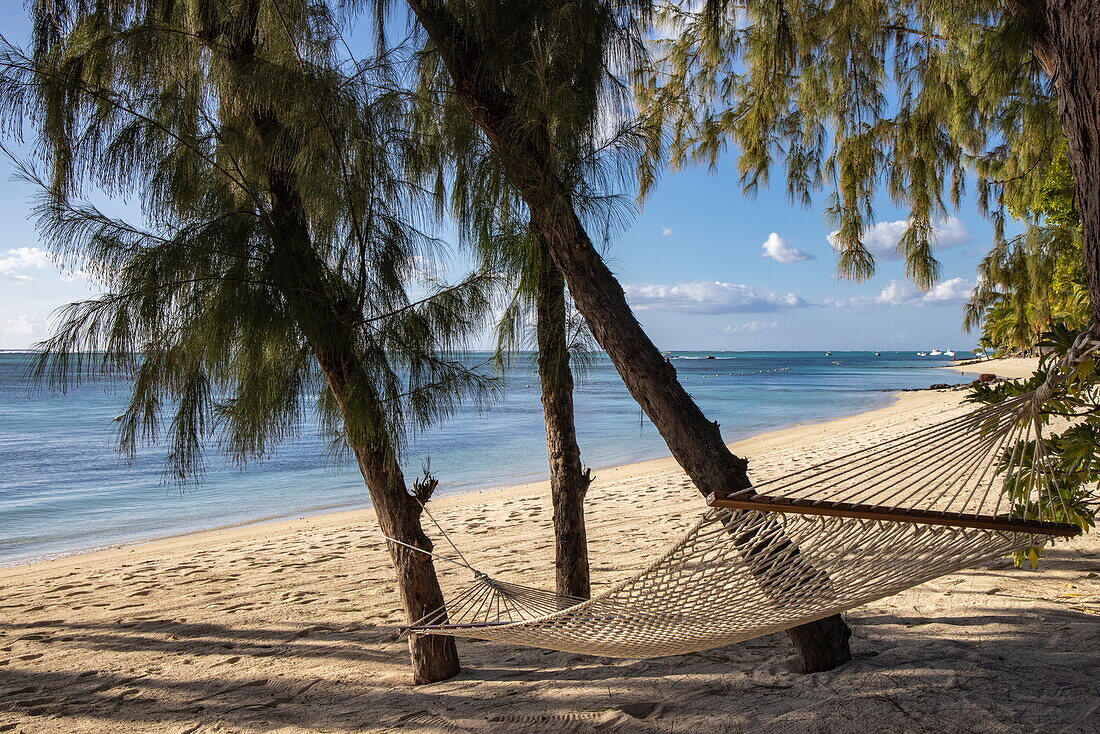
402,339,1099,658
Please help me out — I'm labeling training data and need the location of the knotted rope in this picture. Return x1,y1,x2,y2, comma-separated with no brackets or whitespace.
396,332,1098,658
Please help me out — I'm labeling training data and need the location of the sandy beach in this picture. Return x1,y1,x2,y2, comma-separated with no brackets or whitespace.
944,357,1041,380
1,358,1097,733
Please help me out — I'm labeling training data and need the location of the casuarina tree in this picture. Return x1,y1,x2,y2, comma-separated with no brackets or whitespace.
4,0,495,683
407,72,613,600
393,0,853,671
495,230,595,599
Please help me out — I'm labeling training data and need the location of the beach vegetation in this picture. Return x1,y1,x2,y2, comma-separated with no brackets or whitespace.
638,0,1100,327
964,147,1090,352
404,54,604,599
494,229,596,599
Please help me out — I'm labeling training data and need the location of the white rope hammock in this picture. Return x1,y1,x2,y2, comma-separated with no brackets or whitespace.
396,336,1099,659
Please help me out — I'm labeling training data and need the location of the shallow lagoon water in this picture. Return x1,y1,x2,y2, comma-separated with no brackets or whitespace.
0,350,970,564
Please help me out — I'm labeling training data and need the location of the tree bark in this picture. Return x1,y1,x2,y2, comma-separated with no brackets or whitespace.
1013,0,1100,319
214,1,460,684
268,176,461,685
322,354,462,685
535,257,593,599
404,0,850,672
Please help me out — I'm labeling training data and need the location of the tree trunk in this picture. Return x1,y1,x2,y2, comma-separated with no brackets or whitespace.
535,257,593,599
269,184,462,685
267,176,461,685
328,365,463,685
404,0,851,672
212,1,461,684
1016,0,1100,319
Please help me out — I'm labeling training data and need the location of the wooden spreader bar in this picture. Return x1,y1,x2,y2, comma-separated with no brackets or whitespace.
706,491,1083,538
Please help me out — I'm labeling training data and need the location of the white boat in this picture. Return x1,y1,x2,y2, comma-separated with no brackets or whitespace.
929,348,943,356
916,352,928,356
944,349,956,357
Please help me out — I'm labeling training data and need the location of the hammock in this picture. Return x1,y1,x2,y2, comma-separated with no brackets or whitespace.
395,338,1098,659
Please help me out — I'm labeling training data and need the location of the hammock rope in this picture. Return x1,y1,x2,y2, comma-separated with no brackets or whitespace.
393,334,1100,659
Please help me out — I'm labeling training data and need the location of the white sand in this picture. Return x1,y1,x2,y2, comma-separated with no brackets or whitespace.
944,356,1041,380
1,387,1097,733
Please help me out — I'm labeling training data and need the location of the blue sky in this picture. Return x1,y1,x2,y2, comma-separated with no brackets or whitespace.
0,7,995,352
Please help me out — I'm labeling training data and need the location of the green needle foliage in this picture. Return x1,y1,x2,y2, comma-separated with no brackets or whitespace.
1,0,495,481
398,0,633,598
639,0,1060,290
399,0,649,248
964,147,1089,351
490,232,596,380
2,0,504,682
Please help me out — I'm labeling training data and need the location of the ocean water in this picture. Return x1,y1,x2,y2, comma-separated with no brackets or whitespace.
0,350,972,565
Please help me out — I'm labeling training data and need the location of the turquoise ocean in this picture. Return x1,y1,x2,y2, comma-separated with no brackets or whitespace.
0,350,972,565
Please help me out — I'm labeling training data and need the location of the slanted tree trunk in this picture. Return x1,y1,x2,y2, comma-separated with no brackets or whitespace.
268,172,461,685
213,2,460,684
319,349,462,685
1015,0,1100,320
535,256,593,599
405,0,851,672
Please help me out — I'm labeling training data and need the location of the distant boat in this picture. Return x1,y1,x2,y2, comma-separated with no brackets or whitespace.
944,349,956,358
824,351,832,356
929,348,943,356
916,352,928,356
874,351,881,356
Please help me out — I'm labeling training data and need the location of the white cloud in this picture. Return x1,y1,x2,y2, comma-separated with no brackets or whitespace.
1,315,44,338
874,279,923,306
828,277,976,309
662,227,673,237
923,277,975,303
725,320,781,333
760,232,814,263
0,247,51,282
624,281,810,314
827,216,971,260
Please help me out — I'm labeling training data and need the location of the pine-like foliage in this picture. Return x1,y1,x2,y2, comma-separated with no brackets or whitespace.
0,0,495,482
964,148,1089,351
397,0,651,243
392,0,644,378
639,0,1060,290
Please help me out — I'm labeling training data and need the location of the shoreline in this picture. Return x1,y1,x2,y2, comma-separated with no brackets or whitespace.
2,382,922,571
0,383,947,580
1,363,1095,733
943,356,1039,380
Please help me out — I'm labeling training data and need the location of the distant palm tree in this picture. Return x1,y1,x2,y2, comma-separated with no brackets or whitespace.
4,0,494,683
